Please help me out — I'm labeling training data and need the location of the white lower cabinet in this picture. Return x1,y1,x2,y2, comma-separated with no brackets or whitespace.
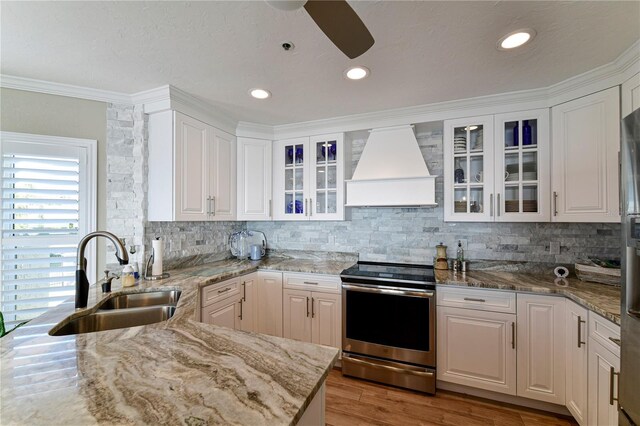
565,300,589,425
283,289,312,343
516,294,566,405
437,306,517,395
283,288,341,350
256,271,283,337
311,292,341,348
201,297,241,329
238,273,257,333
587,338,620,426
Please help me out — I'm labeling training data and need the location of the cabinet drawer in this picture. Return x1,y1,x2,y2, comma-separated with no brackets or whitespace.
201,277,241,307
283,272,340,293
436,286,516,313
589,312,620,355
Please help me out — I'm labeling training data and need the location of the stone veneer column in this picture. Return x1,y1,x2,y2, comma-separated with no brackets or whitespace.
105,104,148,271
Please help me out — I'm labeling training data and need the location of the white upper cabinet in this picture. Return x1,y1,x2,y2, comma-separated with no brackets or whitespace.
445,111,550,223
273,133,347,221
444,115,495,222
236,137,272,221
148,110,237,222
495,109,550,222
551,87,620,223
622,72,640,118
174,112,210,221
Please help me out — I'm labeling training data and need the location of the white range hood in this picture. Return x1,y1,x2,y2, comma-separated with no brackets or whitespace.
346,125,437,207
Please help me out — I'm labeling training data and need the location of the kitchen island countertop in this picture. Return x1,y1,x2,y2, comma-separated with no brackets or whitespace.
0,256,353,426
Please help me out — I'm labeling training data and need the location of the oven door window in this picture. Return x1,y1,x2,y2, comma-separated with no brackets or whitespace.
345,289,430,352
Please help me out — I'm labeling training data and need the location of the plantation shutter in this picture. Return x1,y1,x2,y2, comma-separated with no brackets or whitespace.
1,133,95,329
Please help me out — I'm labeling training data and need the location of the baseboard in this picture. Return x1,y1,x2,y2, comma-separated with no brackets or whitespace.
436,381,572,417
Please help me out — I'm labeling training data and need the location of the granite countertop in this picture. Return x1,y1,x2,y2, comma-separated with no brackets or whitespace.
436,269,621,325
0,256,354,426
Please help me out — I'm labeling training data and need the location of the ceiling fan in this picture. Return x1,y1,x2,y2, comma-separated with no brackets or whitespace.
266,0,375,59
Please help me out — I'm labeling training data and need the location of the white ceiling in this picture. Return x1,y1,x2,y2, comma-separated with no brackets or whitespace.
2,1,639,125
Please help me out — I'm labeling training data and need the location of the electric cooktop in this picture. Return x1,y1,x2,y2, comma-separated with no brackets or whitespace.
340,261,436,286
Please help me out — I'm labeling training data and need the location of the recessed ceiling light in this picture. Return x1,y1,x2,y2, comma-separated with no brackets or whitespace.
498,29,536,50
249,88,271,99
344,66,370,80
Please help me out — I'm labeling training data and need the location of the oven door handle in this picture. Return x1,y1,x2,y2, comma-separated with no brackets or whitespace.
343,355,435,377
342,283,434,298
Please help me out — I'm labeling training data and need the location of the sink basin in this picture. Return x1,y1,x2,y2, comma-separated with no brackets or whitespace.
49,306,176,336
99,290,181,310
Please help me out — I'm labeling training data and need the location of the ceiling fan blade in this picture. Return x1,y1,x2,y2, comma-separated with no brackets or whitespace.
303,0,374,59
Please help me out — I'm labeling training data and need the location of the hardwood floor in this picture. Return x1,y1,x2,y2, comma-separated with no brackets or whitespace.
325,369,578,426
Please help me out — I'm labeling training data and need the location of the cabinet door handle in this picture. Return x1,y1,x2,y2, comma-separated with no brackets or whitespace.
490,194,494,217
217,287,231,294
311,297,315,318
212,196,216,216
306,296,310,317
497,194,501,216
310,198,313,216
239,299,243,320
511,322,516,350
553,191,558,217
577,316,586,348
268,199,272,218
463,297,485,303
305,199,308,216
206,196,211,216
610,367,620,406
242,282,246,301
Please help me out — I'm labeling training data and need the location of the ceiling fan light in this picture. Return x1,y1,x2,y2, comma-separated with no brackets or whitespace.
250,88,271,99
345,66,370,80
265,0,307,11
498,29,536,50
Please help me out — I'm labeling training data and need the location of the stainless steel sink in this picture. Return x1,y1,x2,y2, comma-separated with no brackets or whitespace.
99,290,181,310
49,306,176,336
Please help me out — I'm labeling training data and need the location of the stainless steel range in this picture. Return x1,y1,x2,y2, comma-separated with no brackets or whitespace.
340,261,436,393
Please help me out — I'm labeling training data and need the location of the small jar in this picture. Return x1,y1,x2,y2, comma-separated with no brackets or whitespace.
122,265,136,287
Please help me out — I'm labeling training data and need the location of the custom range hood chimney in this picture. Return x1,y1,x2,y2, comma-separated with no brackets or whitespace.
345,125,437,207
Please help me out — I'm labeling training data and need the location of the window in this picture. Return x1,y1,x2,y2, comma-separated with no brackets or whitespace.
1,132,96,329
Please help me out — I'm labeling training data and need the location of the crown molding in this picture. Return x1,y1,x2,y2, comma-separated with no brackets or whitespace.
236,121,274,140
0,74,132,104
3,39,638,139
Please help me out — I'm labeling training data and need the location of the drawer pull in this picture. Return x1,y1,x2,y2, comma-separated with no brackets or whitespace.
304,281,318,285
577,316,586,348
464,297,486,303
609,337,621,347
217,287,231,294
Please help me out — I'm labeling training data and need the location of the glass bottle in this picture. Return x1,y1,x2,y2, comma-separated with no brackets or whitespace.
513,122,519,146
456,240,464,261
523,120,532,145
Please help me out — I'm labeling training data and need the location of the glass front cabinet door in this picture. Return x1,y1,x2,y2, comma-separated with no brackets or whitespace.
444,110,549,222
495,109,550,222
273,133,346,221
444,116,495,222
